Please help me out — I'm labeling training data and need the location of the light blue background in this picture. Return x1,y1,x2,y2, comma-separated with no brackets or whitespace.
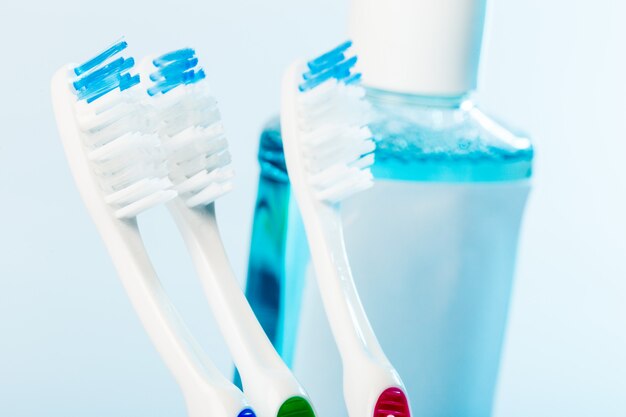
0,0,624,416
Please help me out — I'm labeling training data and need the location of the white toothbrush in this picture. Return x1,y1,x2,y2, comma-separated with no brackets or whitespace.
280,41,411,417
142,49,316,417
50,40,255,417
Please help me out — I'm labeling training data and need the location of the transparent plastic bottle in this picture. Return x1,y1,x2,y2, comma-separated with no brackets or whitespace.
244,88,532,416
242,117,308,369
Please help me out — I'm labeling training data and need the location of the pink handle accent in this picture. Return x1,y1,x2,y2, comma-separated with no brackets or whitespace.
374,387,410,417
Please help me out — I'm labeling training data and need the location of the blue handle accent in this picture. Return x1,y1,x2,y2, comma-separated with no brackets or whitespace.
237,408,257,417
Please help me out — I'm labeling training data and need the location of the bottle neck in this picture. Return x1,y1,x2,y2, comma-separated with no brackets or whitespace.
364,87,472,110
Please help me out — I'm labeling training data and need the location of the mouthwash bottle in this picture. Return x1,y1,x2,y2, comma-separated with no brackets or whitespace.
244,0,533,416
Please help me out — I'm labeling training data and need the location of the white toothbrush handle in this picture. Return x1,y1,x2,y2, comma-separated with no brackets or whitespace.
168,199,306,417
51,67,248,417
96,216,247,417
306,202,404,417
279,61,408,417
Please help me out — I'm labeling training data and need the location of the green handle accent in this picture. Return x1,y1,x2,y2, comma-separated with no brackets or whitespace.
277,396,316,417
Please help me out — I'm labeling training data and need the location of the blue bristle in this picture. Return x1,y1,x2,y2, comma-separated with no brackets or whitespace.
120,73,141,91
74,39,128,76
299,45,359,92
83,83,117,103
344,72,362,85
153,48,196,67
306,40,352,73
149,57,199,82
73,57,133,90
72,38,139,103
147,48,205,96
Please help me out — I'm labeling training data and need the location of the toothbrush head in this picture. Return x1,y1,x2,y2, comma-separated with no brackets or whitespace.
145,48,234,208
282,40,375,204
54,38,176,219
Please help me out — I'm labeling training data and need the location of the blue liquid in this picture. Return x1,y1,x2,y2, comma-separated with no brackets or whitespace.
367,89,533,182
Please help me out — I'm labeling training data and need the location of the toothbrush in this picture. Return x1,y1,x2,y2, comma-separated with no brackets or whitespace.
50,39,255,417
280,41,411,417
142,49,316,417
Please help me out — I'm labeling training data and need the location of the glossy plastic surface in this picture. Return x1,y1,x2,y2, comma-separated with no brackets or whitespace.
277,396,316,417
373,388,410,417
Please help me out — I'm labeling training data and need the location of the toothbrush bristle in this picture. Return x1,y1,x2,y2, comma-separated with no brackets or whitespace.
147,48,234,207
71,39,175,218
148,48,207,96
296,41,375,204
73,39,140,103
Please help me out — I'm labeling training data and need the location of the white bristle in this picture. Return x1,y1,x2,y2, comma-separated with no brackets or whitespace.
153,83,233,207
297,80,375,204
74,88,175,218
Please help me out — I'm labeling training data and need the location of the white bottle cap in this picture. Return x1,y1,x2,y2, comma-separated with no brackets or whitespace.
349,0,487,96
